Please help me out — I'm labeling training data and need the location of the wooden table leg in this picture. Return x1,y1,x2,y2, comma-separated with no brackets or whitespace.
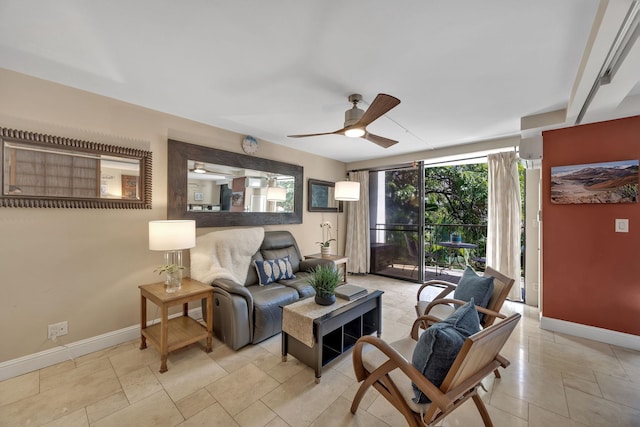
315,323,322,383
139,295,147,350
281,331,288,362
159,304,169,373
376,295,382,337
344,260,348,282
205,294,212,353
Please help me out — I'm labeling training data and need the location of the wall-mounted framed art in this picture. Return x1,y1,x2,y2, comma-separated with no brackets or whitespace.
550,160,638,204
307,178,342,212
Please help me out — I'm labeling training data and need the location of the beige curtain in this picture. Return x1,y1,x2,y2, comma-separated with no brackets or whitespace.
345,171,370,273
487,151,522,301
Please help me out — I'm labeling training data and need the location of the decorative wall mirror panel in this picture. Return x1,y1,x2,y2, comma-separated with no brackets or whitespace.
167,139,303,227
308,179,342,212
0,127,152,208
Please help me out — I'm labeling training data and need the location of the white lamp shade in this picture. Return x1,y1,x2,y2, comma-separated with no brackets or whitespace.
149,220,196,250
335,181,360,201
266,186,287,201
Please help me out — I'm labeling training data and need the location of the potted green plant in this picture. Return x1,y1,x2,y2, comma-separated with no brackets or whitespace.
308,264,342,305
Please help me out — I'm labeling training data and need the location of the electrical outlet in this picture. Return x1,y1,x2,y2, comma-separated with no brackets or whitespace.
47,324,57,340
48,321,68,339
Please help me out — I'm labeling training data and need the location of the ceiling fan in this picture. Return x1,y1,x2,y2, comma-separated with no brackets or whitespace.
288,93,401,148
189,162,213,174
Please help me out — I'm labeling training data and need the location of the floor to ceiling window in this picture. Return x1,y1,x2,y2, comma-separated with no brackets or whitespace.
423,161,490,279
368,157,527,301
368,165,424,282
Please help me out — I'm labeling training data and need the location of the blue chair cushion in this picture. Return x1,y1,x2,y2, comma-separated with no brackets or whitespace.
411,299,480,403
254,256,295,285
453,266,494,321
440,297,482,336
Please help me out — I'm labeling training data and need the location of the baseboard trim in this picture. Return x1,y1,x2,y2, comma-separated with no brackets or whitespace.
540,315,640,351
0,307,203,382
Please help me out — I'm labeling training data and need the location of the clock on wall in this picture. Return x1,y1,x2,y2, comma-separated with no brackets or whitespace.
241,135,259,155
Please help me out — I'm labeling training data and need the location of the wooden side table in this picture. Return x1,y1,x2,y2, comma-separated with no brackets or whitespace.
139,277,213,373
305,253,349,284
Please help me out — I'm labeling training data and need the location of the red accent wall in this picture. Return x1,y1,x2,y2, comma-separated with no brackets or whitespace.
542,115,640,335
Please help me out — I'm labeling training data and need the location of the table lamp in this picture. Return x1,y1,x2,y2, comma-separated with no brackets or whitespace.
335,181,360,201
266,186,286,202
149,220,196,291
334,179,360,258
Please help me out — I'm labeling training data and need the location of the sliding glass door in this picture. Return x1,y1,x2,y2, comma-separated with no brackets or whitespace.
369,165,424,282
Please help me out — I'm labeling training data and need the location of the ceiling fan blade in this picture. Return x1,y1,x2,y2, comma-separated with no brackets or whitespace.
356,94,401,127
287,129,344,138
364,132,398,148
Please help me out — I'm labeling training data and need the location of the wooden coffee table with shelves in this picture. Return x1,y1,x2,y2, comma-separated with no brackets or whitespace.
139,277,213,373
281,289,383,382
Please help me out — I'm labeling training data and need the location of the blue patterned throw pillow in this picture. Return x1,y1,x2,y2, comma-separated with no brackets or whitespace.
254,256,295,285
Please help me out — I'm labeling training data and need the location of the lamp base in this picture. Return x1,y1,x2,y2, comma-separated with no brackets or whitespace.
164,250,183,292
165,271,182,293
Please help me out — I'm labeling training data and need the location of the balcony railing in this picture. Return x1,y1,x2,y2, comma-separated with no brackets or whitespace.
370,223,488,277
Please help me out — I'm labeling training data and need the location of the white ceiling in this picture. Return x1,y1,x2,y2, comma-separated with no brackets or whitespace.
1,1,639,163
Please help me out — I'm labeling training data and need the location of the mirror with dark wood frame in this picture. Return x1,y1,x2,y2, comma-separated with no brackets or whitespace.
307,178,342,212
167,139,303,227
187,160,295,214
1,127,152,209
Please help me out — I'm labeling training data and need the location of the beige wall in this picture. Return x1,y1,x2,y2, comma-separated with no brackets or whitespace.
0,69,347,362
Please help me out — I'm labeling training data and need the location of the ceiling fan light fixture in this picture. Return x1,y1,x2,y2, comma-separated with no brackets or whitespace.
344,128,365,138
287,93,400,148
193,162,207,173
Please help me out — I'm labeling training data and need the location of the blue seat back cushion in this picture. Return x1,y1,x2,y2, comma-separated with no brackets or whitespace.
453,266,494,321
411,299,480,404
254,256,295,286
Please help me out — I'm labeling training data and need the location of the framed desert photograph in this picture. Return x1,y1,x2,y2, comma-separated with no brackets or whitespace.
551,160,639,204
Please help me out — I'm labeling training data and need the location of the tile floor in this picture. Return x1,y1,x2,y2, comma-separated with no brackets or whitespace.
1,274,639,426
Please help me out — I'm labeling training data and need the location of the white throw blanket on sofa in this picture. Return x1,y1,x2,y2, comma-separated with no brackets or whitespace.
190,227,265,285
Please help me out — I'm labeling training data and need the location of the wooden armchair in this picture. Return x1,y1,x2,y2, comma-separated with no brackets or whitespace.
351,313,521,426
415,266,515,329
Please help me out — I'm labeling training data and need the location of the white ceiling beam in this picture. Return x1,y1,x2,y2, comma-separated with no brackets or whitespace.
567,0,639,124
520,109,567,133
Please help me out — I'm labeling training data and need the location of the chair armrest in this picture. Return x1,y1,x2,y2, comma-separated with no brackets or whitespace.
495,354,510,369
424,298,507,326
416,280,457,302
211,278,253,306
299,258,333,272
352,335,453,412
411,315,446,340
